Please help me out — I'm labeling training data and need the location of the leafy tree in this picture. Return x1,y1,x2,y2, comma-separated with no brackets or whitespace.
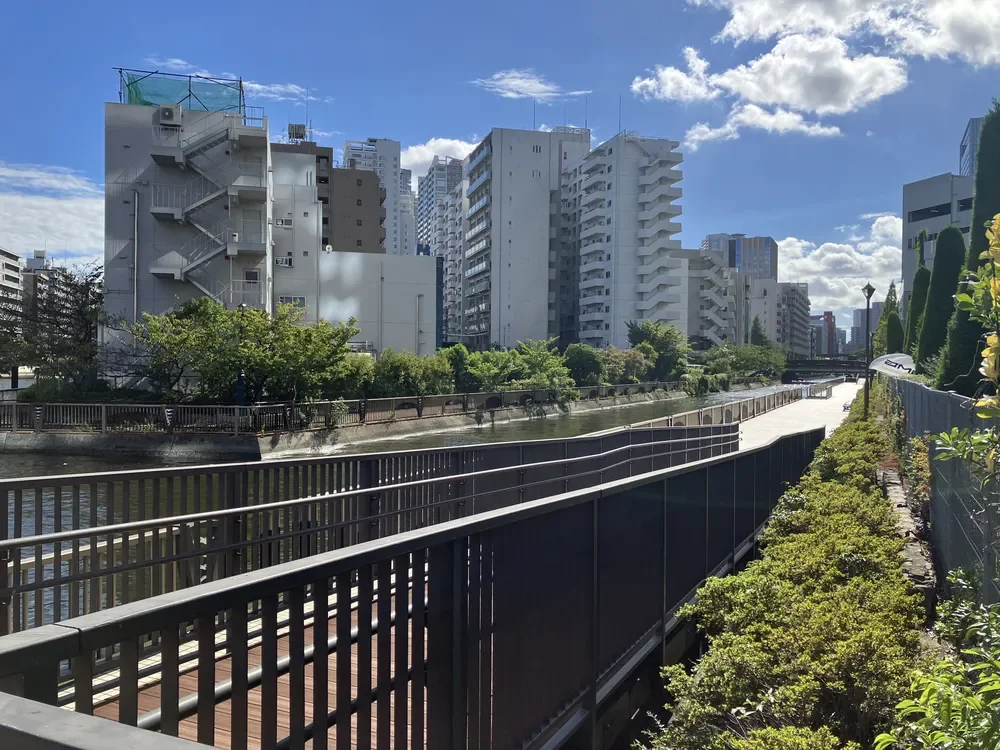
938,100,1000,395
440,343,479,393
915,226,965,370
705,344,784,379
564,343,604,386
466,349,523,391
626,319,690,380
750,315,769,346
871,282,899,358
904,229,930,355
885,311,904,354
324,352,374,400
512,338,573,390
369,348,454,398
598,345,653,384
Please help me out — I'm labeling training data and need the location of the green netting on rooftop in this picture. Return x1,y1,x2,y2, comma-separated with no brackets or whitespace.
122,72,242,112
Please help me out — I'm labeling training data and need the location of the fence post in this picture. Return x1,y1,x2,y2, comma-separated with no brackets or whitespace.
417,396,424,418
33,406,42,433
100,404,108,433
359,399,367,425
426,539,468,749
234,407,240,436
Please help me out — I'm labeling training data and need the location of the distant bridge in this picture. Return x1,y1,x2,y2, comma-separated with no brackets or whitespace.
784,359,866,379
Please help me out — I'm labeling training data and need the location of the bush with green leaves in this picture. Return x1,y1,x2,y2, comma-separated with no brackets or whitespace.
886,311,904,354
937,100,1000,395
563,343,604,386
904,229,930,355
598,344,655,384
915,225,966,370
626,319,690,380
872,283,899,358
440,343,480,393
368,348,454,398
643,400,923,750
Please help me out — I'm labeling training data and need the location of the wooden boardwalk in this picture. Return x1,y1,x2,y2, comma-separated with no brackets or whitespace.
93,584,432,749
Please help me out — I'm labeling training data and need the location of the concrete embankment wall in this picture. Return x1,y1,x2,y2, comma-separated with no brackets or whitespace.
0,385,722,461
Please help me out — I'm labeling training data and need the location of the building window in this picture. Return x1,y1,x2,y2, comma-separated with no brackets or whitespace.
907,202,951,222
357,219,363,226
322,237,328,245
357,178,362,186
357,239,363,246
303,211,309,217
278,296,306,307
958,197,973,212
357,199,362,206
322,217,329,225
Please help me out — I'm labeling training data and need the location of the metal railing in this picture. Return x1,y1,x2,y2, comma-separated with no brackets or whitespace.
0,426,824,749
0,389,803,636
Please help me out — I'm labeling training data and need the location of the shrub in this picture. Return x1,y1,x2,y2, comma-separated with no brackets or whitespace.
904,230,930,355
886,311,904,354
937,100,1000,395
563,343,604,386
915,225,965,370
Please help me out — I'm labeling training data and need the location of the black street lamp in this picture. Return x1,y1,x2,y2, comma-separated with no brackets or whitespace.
862,282,876,419
235,303,247,406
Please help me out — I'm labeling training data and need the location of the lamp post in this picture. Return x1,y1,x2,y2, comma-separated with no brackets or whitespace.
862,282,876,419
236,303,247,406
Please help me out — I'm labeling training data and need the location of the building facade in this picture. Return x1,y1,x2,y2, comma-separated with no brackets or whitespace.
271,140,334,248
777,282,811,359
563,132,684,349
462,126,593,348
667,248,743,348
811,315,826,356
417,156,463,247
342,138,402,254
0,247,21,303
702,233,778,281
399,169,416,256
902,173,973,318
961,117,983,178
329,164,386,253
104,75,272,328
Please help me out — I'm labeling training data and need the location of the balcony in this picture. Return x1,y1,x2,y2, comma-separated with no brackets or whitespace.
466,146,490,174
582,169,606,191
466,169,491,198
580,275,605,291
581,200,607,220
580,222,606,241
638,165,683,186
467,194,490,219
637,201,682,223
637,218,682,241
466,220,490,242
638,183,683,205
465,260,490,279
580,256,606,273
636,291,682,311
582,190,605,209
465,238,489,259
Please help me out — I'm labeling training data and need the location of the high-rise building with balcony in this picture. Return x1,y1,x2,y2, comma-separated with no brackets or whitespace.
399,169,416,256
462,127,592,348
418,156,464,247
667,247,743,347
702,233,778,281
563,132,684,349
104,70,272,327
342,138,403,254
0,247,21,303
777,282,811,359
961,117,983,179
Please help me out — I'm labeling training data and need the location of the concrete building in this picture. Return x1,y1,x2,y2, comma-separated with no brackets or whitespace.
836,328,847,353
824,311,838,356
961,117,983,178
777,282,811,359
329,163,386,253
749,279,778,343
418,156,463,247
399,169,416,256
463,126,593,348
702,233,778,281
270,140,334,248
810,315,826,356
902,173,972,317
666,247,743,347
104,72,272,327
438,185,466,342
342,138,402,254
0,247,21,302
564,132,684,349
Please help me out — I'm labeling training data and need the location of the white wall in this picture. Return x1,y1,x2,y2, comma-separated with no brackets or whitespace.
315,252,437,354
271,151,322,319
749,279,779,342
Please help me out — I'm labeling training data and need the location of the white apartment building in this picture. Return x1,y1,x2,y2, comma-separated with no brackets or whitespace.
399,169,416,256
665,248,746,347
463,127,592,348
0,247,21,303
749,279,811,357
563,132,684,349
418,156,464,248
342,138,403,254
961,117,983,179
104,72,272,328
901,172,972,317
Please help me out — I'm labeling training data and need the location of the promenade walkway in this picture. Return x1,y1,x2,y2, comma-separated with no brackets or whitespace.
741,380,863,449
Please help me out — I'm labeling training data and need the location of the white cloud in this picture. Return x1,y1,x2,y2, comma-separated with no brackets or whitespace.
858,211,896,220
866,130,875,137
778,213,902,322
684,103,840,150
686,0,1000,66
143,56,330,104
631,48,722,103
472,70,591,102
0,163,103,267
400,138,479,191
834,223,860,233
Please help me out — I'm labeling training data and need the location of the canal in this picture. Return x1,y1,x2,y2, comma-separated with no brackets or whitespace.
0,383,797,480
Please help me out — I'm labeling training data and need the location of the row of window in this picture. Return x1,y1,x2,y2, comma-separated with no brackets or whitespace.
907,197,973,224
905,225,972,248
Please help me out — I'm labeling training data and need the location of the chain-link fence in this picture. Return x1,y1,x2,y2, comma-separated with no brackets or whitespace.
892,377,1000,603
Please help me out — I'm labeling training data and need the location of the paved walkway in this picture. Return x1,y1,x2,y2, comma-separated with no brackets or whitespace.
741,381,863,449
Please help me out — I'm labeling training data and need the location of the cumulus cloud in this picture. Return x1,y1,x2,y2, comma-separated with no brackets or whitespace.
0,163,103,267
631,48,722,103
684,103,840,150
472,70,591,102
400,138,478,191
778,214,902,323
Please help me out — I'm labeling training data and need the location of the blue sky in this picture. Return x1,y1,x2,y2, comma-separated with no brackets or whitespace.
1,0,997,330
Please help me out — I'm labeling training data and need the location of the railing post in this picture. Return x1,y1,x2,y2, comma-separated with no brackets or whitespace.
359,398,367,424
234,407,240,436
100,404,108,433
0,551,9,637
417,396,424,418
33,406,42,433
427,539,467,750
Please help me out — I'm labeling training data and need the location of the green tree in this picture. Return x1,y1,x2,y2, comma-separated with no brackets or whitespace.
563,343,604,386
915,226,966,371
626,319,690,380
885,311,904,354
598,345,655,384
750,315,769,346
938,100,1000,394
904,229,930,355
466,349,523,391
731,345,785,378
872,282,899,358
369,349,454,397
440,343,479,393
512,338,573,390
324,352,374,399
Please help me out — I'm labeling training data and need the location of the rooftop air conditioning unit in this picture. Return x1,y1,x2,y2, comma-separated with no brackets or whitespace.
159,105,181,125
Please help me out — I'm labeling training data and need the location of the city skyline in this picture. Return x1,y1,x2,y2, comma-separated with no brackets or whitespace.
0,0,995,330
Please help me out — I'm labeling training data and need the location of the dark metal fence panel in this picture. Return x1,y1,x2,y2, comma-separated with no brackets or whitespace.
892,378,1000,603
0,427,823,750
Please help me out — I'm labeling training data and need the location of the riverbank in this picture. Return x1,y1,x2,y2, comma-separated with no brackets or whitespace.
0,382,781,463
